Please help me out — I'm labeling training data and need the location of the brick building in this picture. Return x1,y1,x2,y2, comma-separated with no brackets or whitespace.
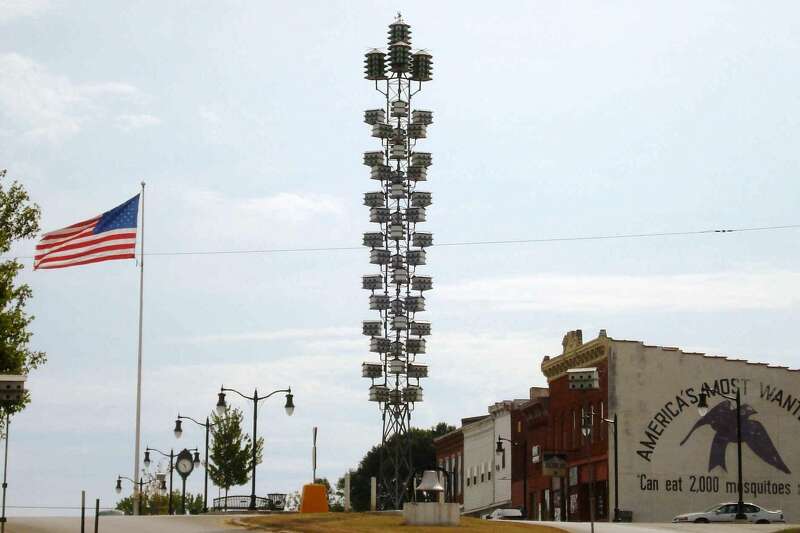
437,329,800,522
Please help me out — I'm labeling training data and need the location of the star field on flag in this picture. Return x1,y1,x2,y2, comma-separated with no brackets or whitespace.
34,195,140,270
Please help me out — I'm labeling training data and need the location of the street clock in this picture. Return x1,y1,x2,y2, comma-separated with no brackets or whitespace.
175,449,195,478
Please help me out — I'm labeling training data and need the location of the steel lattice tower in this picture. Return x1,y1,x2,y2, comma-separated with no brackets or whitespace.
360,14,434,510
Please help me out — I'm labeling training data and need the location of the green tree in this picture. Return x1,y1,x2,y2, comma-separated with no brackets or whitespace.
338,422,454,511
314,477,344,511
0,169,45,431
207,407,263,504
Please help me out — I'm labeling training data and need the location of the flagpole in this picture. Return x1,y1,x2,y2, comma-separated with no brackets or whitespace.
133,182,145,516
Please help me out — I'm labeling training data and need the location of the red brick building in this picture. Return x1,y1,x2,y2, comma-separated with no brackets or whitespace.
439,328,800,522
434,415,488,504
504,330,609,521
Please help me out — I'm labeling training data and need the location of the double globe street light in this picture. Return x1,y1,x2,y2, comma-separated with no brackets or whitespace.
215,385,294,511
115,473,166,515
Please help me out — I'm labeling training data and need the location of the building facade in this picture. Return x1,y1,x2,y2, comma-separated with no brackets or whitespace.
458,401,526,515
439,329,800,522
535,329,800,522
434,425,465,504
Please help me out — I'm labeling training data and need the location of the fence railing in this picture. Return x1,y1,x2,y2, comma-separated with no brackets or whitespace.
211,494,286,512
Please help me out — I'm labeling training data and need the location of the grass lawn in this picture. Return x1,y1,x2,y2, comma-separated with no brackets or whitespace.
232,512,564,532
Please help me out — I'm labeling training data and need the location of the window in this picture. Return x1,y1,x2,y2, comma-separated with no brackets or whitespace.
488,470,491,481
517,420,522,433
580,407,586,445
600,402,605,440
551,414,557,449
456,454,461,495
501,449,506,469
743,505,760,513
572,410,577,448
480,463,484,483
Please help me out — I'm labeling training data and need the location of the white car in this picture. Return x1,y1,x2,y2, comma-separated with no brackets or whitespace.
482,508,524,520
672,502,785,524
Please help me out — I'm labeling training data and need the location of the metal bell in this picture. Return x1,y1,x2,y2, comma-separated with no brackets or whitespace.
415,470,444,492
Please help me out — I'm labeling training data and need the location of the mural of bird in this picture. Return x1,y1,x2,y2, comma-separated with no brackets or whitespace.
680,399,790,474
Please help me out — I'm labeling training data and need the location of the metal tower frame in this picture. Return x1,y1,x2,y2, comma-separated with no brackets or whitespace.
360,14,434,510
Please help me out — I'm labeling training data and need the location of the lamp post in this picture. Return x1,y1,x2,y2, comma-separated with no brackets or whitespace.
175,414,215,513
216,385,294,511
581,407,596,533
697,391,746,521
602,413,620,522
0,374,26,533
145,447,174,515
116,474,165,515
496,437,527,519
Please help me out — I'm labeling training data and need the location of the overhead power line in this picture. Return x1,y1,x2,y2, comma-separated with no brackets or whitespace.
141,223,799,256
10,223,799,259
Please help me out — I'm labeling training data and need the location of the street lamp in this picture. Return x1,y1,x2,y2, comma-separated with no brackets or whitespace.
0,374,26,533
697,391,747,521
581,407,596,533
174,413,215,513
602,413,621,522
496,437,527,519
216,385,294,510
145,447,175,515
115,474,163,514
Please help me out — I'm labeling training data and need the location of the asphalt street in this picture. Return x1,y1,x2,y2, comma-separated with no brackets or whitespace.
530,521,797,533
6,516,798,532
5,514,251,533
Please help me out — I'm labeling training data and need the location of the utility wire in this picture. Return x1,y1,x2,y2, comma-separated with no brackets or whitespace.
10,223,800,259
140,223,800,256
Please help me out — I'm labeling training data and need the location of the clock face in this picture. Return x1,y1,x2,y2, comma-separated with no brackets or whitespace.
176,457,193,476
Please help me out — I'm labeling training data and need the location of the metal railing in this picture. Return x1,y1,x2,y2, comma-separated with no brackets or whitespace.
211,494,286,512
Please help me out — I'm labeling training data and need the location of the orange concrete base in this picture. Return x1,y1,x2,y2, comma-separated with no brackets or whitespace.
299,483,329,513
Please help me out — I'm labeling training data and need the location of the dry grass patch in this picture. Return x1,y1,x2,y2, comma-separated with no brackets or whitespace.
231,512,564,533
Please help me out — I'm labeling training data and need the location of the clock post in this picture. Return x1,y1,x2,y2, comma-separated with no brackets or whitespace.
175,448,200,514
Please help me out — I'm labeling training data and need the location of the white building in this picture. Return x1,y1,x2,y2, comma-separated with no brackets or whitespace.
462,400,526,515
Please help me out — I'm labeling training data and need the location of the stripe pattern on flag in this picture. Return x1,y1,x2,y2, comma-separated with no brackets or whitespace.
35,194,140,270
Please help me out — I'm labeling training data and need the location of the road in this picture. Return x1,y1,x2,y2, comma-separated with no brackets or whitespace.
529,521,797,533
7,516,797,532
5,514,252,533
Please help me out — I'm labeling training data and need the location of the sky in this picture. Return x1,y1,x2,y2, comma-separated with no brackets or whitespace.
1,0,799,516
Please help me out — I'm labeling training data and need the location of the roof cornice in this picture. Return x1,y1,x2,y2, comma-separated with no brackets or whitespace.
541,334,609,381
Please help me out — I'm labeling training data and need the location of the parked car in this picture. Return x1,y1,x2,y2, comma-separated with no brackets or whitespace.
482,508,524,520
97,509,125,516
672,503,785,524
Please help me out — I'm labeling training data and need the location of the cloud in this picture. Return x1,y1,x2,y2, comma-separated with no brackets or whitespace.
438,270,800,313
0,0,50,23
0,53,151,142
163,186,346,248
115,113,162,132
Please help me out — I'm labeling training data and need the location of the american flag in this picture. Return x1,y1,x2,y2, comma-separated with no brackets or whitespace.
34,195,140,270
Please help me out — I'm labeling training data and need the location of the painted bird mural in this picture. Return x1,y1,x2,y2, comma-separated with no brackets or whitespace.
680,399,790,474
